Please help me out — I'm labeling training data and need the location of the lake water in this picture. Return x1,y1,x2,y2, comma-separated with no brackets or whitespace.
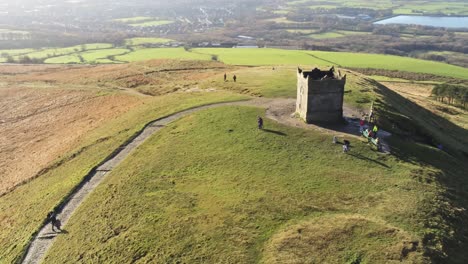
374,15,468,29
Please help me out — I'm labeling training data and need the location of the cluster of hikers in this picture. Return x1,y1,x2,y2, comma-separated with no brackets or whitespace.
332,115,382,153
360,117,380,140
224,73,237,82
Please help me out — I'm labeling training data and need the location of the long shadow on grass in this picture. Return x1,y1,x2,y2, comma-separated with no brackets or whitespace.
369,78,468,263
347,153,390,168
262,129,287,136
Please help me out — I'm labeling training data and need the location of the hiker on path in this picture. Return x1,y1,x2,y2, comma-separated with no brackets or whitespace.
257,116,263,129
233,75,237,82
224,73,227,82
47,210,61,232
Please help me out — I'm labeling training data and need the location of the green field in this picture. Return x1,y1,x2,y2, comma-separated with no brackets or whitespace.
113,17,154,23
306,30,371,39
189,48,468,79
0,48,36,56
193,48,327,66
284,0,468,15
130,20,174,27
308,31,345,39
44,55,82,64
125,37,174,46
287,29,319,34
11,43,113,60
116,48,212,62
44,49,130,64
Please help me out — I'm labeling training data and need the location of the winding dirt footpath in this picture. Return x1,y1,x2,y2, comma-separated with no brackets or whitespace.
22,98,385,264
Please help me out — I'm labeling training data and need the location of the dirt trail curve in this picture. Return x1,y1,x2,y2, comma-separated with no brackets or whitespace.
22,98,385,264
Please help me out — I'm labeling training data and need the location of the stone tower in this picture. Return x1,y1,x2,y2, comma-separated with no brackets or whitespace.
296,67,346,123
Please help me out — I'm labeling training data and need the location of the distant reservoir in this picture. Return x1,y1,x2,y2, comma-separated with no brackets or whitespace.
374,15,468,29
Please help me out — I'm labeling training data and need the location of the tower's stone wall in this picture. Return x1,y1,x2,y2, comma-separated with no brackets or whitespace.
296,67,346,123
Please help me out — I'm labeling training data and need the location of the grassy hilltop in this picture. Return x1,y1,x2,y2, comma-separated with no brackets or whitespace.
0,59,467,263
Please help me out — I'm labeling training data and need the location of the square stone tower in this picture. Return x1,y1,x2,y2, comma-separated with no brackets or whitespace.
296,67,346,123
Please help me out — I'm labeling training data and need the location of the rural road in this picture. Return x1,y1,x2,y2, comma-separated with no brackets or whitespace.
22,98,378,263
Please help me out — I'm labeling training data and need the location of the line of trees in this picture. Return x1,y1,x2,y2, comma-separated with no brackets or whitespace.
2,55,44,64
432,83,468,108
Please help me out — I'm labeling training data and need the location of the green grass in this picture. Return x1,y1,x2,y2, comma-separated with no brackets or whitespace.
129,20,174,27
193,48,329,66
44,55,82,64
125,37,173,46
394,2,468,15
285,0,468,15
42,105,449,263
12,43,113,61
199,66,376,110
0,48,36,56
44,49,130,64
308,31,345,39
307,30,371,39
116,48,212,62
286,29,319,34
190,48,468,80
113,17,153,23
0,91,247,263
81,49,130,62
307,51,468,80
200,66,298,98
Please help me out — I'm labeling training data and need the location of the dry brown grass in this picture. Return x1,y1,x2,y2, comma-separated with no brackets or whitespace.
382,82,468,129
0,87,142,194
5,60,235,96
0,60,240,195
263,214,425,264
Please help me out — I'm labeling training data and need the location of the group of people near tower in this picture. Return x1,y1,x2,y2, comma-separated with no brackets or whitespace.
360,117,379,140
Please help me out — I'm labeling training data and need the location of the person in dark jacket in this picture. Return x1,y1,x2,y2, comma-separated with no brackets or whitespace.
257,116,263,129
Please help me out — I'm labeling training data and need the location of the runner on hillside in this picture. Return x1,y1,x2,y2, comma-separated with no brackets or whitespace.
258,116,263,129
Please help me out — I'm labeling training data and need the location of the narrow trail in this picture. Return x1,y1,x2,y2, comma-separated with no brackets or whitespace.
22,98,390,263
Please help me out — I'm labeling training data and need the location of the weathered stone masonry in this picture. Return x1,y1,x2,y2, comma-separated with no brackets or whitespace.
296,67,346,123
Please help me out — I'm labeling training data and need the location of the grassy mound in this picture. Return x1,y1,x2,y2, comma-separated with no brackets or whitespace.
263,214,422,263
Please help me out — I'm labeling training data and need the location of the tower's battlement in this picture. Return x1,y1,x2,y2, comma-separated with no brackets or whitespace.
296,67,346,123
